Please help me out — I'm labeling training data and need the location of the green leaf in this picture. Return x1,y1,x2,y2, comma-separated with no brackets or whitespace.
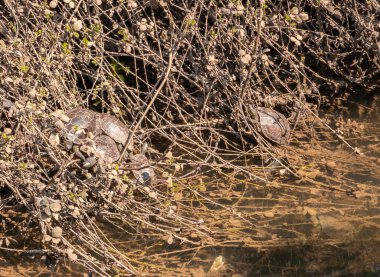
62,42,71,54
187,19,196,27
111,60,130,82
36,29,42,37
19,65,29,73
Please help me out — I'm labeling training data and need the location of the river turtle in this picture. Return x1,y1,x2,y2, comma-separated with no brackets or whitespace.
96,114,130,145
249,106,291,145
92,135,121,163
63,108,132,168
130,153,156,186
64,108,100,149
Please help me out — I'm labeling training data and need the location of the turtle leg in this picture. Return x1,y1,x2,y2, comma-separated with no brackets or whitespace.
83,156,97,169
73,145,97,168
73,145,86,161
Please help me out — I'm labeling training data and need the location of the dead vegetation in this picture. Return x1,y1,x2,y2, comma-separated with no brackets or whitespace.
0,0,379,275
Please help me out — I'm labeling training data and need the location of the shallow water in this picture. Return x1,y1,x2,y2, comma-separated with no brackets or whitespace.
0,96,379,276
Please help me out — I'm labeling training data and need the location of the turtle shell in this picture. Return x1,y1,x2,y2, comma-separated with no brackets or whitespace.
254,107,290,145
97,114,130,145
64,108,100,144
131,154,155,185
93,135,120,163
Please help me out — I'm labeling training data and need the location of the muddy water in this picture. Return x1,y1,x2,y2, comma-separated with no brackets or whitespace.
181,95,380,276
0,96,379,276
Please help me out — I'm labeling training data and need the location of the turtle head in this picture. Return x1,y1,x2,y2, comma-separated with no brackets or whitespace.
65,140,73,150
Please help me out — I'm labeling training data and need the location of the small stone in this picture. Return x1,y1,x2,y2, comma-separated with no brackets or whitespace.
44,234,52,242
296,34,303,41
51,226,63,238
69,1,75,9
95,0,102,5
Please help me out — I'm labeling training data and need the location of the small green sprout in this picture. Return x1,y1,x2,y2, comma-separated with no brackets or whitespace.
62,42,71,54
19,65,29,73
210,29,217,39
187,19,196,27
73,124,80,132
117,28,129,41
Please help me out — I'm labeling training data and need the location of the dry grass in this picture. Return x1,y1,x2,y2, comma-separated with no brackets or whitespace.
0,0,379,275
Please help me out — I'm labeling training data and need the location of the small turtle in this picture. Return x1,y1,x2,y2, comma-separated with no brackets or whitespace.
249,106,291,145
130,153,155,186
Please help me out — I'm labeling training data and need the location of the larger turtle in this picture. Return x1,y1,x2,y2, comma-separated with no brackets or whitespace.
63,108,132,168
248,106,291,145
